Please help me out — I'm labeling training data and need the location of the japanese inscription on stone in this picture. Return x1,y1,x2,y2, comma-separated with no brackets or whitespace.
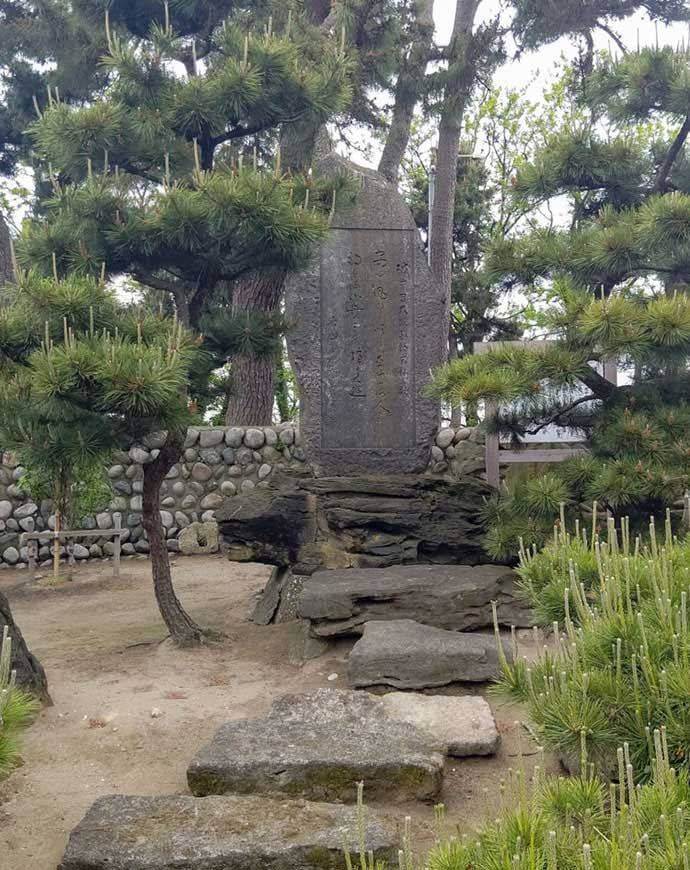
321,229,416,449
285,151,445,476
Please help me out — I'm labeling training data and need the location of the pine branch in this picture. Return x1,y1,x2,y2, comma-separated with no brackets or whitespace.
653,113,690,194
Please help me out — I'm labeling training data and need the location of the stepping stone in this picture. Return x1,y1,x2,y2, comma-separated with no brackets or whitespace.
298,564,532,637
348,619,511,688
187,688,444,803
59,794,397,870
380,692,500,757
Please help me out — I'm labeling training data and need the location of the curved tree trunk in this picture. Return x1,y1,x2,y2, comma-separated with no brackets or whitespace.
378,0,435,183
430,0,481,341
225,270,286,426
0,210,14,287
142,434,206,646
0,591,50,702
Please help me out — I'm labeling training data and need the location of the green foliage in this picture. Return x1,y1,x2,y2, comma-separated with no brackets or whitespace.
0,270,201,521
496,514,690,780
0,627,38,778
16,5,352,357
420,741,690,869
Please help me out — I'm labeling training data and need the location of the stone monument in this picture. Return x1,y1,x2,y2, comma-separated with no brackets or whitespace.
285,151,445,476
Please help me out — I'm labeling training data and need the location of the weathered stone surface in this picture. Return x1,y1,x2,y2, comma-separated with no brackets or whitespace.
14,502,38,519
348,620,511,688
59,793,397,870
244,427,266,449
129,446,150,464
178,521,219,556
436,428,455,449
3,546,19,565
191,462,213,482
299,565,531,637
0,590,50,700
72,544,90,560
218,473,492,573
380,692,499,757
0,501,11,520
188,689,443,803
199,428,225,448
285,151,445,476
200,493,224,511
288,619,330,665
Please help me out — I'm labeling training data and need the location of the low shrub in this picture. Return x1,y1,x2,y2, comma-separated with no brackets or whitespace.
496,511,690,779
422,737,690,870
0,626,38,776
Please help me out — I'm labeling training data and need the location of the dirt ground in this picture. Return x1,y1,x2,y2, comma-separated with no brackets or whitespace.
0,555,556,870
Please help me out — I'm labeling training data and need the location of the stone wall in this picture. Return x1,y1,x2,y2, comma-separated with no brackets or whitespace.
0,424,485,568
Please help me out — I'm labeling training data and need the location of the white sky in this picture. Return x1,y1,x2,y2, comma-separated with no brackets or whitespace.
435,1,689,93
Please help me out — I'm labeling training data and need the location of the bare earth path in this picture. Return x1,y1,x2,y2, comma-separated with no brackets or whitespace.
0,555,553,870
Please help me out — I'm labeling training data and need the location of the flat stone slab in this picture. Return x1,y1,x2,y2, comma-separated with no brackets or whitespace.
187,689,444,803
348,619,510,688
298,564,532,637
381,692,499,757
59,794,397,870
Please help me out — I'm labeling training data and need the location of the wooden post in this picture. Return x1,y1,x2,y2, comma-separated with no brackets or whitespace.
27,539,37,580
485,399,500,490
53,511,61,580
113,513,121,578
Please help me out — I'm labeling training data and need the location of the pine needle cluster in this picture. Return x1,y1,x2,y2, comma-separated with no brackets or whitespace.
421,737,690,870
496,513,690,780
17,7,353,338
0,628,38,778
0,270,200,522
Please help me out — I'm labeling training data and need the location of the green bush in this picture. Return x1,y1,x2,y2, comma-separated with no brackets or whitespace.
0,627,38,777
495,512,690,779
421,738,690,870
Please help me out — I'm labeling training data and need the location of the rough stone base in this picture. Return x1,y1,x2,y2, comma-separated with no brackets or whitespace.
348,620,511,688
217,473,493,575
187,689,444,804
178,521,219,555
298,564,533,637
58,794,397,870
381,693,499,757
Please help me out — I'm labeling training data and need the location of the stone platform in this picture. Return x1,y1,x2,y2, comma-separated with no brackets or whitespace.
187,689,444,803
58,794,397,870
297,564,532,637
217,473,493,578
348,619,511,688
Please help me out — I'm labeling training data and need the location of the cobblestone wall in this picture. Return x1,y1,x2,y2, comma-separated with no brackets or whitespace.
0,424,485,568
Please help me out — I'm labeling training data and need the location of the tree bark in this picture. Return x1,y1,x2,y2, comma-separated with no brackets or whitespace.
225,270,286,426
429,0,481,345
0,591,50,702
142,434,206,646
0,210,14,287
378,0,435,183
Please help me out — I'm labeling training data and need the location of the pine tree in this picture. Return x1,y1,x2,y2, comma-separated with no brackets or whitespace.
431,45,690,558
15,6,351,425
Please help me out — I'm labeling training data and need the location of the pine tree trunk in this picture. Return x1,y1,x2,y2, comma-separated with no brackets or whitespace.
0,210,13,286
142,434,206,646
225,353,276,426
225,270,285,426
378,0,435,183
0,591,50,702
430,0,480,339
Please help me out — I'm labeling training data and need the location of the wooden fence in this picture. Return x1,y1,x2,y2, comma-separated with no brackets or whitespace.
474,341,618,489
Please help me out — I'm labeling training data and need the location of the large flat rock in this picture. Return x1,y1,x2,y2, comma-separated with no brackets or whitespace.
59,794,397,870
298,564,532,637
381,692,499,757
348,619,510,688
187,689,444,804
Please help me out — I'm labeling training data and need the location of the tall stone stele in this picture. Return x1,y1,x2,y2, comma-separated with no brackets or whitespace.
286,150,446,476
